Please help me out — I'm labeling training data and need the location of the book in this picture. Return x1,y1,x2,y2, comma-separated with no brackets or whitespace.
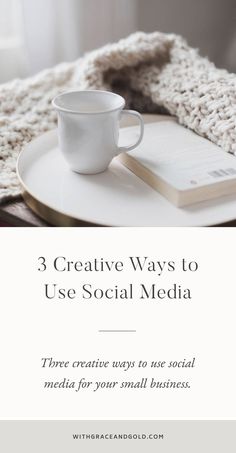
118,121,236,207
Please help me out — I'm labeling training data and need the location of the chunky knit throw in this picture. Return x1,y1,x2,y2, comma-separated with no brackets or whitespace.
0,31,236,203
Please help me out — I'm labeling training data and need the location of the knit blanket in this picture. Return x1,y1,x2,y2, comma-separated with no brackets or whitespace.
0,31,236,203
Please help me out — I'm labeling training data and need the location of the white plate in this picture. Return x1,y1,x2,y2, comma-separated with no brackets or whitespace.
17,116,236,226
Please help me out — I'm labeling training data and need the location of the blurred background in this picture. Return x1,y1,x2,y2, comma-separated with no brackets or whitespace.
0,0,235,83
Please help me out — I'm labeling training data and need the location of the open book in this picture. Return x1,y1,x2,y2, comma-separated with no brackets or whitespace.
119,121,236,207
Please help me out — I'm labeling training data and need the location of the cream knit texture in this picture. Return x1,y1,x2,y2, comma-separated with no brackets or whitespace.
0,31,236,203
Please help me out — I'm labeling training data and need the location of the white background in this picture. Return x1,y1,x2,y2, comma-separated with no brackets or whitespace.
0,228,235,420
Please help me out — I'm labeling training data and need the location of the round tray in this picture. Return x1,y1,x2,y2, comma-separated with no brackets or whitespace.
17,115,236,226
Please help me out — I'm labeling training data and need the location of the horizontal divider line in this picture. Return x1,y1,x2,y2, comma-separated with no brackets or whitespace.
98,330,136,333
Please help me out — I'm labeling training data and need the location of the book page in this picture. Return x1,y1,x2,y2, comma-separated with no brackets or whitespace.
123,122,236,190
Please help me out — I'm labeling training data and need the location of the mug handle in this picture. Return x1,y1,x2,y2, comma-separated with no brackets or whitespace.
118,110,144,154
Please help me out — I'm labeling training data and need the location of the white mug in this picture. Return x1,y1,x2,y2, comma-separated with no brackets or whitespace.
52,90,144,174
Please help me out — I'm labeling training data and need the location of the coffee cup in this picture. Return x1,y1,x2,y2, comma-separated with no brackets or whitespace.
52,90,144,174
